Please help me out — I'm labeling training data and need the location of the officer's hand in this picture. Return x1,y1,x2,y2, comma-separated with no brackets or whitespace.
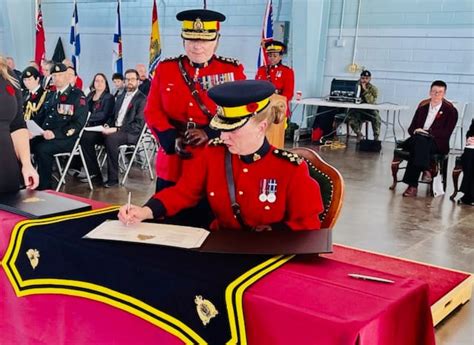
43,130,55,140
414,128,428,135
118,204,153,225
185,128,208,146
175,137,193,159
102,127,118,135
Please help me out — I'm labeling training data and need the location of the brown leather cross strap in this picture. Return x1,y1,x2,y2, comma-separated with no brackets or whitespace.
177,56,214,120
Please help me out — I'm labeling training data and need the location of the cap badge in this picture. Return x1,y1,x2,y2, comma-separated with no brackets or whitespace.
217,106,224,116
26,71,31,77
26,249,40,270
193,18,204,31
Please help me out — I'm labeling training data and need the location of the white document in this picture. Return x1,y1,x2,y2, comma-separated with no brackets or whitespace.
83,220,210,249
26,120,44,137
84,125,105,132
432,174,445,197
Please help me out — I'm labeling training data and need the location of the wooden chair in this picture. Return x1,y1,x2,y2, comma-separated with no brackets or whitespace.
450,156,463,200
289,147,344,229
389,140,448,196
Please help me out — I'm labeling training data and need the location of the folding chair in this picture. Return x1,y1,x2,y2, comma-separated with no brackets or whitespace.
119,125,155,186
54,113,94,191
451,102,469,152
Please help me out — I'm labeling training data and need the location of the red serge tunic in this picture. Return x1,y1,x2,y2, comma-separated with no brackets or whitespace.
145,55,246,183
146,139,324,231
255,63,294,117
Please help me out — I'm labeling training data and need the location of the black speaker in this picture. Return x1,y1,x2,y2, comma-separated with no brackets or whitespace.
358,139,382,152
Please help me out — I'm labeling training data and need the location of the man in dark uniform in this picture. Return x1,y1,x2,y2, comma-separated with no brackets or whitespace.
21,66,48,123
136,64,151,96
31,63,88,190
255,40,294,118
145,8,246,228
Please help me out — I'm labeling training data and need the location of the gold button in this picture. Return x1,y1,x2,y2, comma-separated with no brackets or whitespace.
189,117,193,121
243,168,249,173
238,191,243,195
209,192,215,196
264,206,270,210
166,87,170,91
189,102,193,106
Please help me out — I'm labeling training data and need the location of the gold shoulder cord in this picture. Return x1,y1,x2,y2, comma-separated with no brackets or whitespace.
24,91,48,120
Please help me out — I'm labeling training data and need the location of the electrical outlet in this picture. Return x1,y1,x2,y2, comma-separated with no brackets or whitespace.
336,39,345,47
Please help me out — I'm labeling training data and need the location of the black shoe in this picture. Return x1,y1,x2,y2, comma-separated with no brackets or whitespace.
104,180,119,188
80,175,102,184
459,196,474,206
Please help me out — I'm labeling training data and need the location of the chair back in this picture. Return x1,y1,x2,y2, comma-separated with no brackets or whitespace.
289,147,344,229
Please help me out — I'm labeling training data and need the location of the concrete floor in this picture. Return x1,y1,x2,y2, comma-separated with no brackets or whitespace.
62,138,473,345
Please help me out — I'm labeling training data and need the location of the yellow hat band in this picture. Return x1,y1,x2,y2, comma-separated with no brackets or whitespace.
183,19,219,31
220,98,270,119
266,44,284,52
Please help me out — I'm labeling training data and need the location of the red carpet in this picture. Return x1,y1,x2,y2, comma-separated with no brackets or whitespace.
324,244,471,305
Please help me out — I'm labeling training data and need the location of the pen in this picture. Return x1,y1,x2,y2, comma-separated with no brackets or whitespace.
348,273,395,284
126,192,131,226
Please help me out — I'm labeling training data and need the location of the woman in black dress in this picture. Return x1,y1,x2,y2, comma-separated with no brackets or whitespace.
0,56,39,193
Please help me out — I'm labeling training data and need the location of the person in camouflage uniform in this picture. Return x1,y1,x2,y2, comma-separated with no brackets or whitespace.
347,70,381,141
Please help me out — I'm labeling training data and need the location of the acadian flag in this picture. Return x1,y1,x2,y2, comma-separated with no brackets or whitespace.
148,0,162,78
113,0,123,74
257,0,273,68
34,0,46,72
69,0,80,72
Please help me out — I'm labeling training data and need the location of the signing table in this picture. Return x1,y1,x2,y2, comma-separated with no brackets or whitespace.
292,98,409,142
0,193,437,345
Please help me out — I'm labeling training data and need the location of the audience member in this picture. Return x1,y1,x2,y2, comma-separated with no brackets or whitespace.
112,72,125,98
459,119,474,206
62,59,83,90
76,73,115,183
41,59,55,91
21,66,48,122
401,80,458,197
31,63,88,190
347,70,381,142
136,63,151,96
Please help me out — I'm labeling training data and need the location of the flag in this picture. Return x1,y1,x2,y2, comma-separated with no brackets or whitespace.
52,37,66,63
34,0,46,72
148,0,162,78
69,0,80,72
113,0,123,74
257,0,273,68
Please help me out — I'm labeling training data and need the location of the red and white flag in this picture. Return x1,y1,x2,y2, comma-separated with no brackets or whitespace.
35,0,46,72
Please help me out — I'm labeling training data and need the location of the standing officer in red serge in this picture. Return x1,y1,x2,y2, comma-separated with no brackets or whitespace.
120,80,324,231
145,9,246,226
255,40,294,118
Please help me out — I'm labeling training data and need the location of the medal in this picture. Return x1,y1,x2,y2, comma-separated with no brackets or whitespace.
259,193,268,202
267,193,276,203
259,179,277,203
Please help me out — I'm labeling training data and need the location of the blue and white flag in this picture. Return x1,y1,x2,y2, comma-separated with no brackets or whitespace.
113,0,123,74
69,0,80,72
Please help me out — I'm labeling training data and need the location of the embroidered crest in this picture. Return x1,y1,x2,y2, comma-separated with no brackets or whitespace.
193,18,204,31
195,295,218,326
22,197,45,203
26,249,40,269
272,149,303,165
137,234,156,241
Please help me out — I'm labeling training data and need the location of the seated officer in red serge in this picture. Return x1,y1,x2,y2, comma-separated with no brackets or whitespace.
144,8,246,226
402,80,458,197
255,40,294,118
119,80,324,231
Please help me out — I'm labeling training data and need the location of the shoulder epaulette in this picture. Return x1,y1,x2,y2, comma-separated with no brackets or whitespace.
208,138,225,146
272,149,302,166
417,98,431,108
161,55,182,63
215,55,240,66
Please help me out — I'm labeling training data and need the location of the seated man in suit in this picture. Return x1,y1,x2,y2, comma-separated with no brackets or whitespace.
31,63,88,190
459,119,474,205
80,69,146,188
402,80,458,197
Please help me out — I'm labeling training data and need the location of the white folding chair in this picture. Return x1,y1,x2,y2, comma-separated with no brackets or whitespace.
118,125,155,186
54,113,94,191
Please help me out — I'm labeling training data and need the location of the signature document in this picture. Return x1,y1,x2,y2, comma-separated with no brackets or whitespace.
84,220,210,249
26,120,45,137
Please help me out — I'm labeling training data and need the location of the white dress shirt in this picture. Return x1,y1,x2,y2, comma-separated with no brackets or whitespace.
116,89,138,127
423,102,442,130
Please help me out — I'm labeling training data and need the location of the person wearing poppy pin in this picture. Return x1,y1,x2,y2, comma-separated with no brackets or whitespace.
31,62,88,190
255,40,294,118
401,80,458,197
21,66,48,124
119,80,324,231
144,8,246,226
